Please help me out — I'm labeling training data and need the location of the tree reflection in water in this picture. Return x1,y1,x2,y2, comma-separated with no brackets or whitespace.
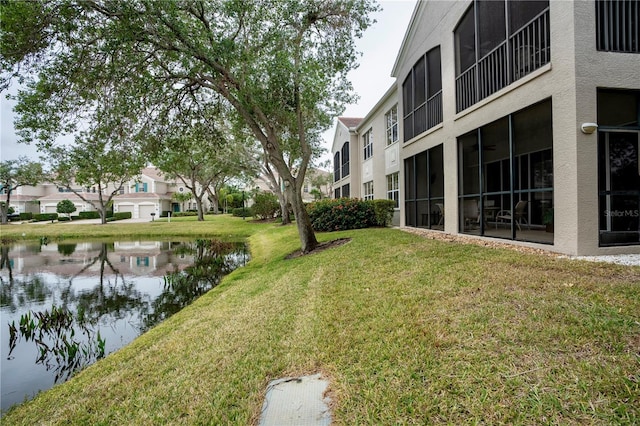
1,239,247,393
142,239,246,330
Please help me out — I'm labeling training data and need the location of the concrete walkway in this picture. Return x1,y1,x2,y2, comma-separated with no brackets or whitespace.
259,374,331,426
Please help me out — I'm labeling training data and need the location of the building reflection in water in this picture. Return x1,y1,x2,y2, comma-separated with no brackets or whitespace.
0,239,248,413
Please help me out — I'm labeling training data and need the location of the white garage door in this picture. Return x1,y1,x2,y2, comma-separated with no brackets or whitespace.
138,205,156,219
44,205,57,213
118,204,134,213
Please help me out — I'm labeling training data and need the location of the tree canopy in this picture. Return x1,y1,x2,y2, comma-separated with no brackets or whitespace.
1,0,378,252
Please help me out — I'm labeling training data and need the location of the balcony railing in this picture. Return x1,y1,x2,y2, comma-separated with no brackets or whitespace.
597,0,640,53
456,8,550,113
341,162,349,179
404,90,443,142
426,91,443,129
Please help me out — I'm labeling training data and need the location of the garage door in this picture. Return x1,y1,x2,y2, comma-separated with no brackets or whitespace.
138,205,156,220
44,205,57,213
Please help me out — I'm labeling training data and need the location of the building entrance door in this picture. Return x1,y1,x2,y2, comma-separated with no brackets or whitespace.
598,131,640,246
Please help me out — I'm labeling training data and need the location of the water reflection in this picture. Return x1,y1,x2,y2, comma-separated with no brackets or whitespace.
0,239,247,413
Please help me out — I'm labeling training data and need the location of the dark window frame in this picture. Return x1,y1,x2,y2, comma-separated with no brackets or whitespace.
404,144,445,229
402,46,443,142
596,0,640,53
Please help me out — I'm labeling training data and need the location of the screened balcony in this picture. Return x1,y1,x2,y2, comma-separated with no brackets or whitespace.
455,3,550,113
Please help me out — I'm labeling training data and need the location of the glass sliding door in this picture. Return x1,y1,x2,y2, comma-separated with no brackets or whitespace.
458,99,554,244
598,131,640,246
597,89,640,246
405,145,445,229
458,131,481,235
512,100,554,243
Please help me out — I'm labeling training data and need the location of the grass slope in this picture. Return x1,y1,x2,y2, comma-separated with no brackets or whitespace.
2,217,639,424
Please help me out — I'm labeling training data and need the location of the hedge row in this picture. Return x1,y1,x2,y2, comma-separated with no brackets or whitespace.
34,213,59,222
79,211,101,219
172,211,198,217
306,198,395,232
113,212,132,220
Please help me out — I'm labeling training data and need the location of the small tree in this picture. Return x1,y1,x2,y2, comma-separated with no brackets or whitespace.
172,192,193,213
0,157,45,224
56,199,76,219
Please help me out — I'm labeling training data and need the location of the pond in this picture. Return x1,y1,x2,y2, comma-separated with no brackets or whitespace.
0,239,248,413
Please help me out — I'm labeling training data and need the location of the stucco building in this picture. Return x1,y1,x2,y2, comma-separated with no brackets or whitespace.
332,0,639,256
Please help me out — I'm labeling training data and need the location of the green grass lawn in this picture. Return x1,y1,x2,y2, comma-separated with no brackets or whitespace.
1,216,639,424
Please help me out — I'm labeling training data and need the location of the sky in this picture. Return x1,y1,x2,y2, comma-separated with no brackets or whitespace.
0,0,417,164
319,0,416,162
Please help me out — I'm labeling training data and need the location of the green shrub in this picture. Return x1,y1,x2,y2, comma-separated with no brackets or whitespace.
306,198,375,232
231,207,252,218
58,216,71,222
19,212,33,220
370,199,396,227
252,192,280,220
161,210,172,217
173,211,198,217
112,212,132,220
78,211,101,219
34,213,59,222
118,212,132,220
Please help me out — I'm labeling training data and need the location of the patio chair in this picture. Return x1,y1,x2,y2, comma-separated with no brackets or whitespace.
496,200,528,230
436,203,444,226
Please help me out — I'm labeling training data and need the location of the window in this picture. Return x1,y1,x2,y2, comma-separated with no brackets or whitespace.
405,145,444,229
136,182,148,193
334,187,341,199
385,105,398,146
334,152,341,182
596,0,640,53
454,1,550,112
363,181,374,200
458,99,553,244
387,173,399,208
341,142,350,178
119,186,124,195
342,183,350,198
363,129,373,160
303,183,309,193
403,47,443,142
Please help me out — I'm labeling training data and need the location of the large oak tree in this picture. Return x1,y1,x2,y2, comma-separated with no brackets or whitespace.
1,0,377,253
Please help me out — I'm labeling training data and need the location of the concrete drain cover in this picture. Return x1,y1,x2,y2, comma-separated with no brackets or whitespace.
259,373,331,426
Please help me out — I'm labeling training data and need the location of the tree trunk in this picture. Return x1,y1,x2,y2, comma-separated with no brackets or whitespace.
2,191,12,224
99,207,108,224
277,190,291,225
206,188,219,214
287,185,317,253
195,195,205,221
